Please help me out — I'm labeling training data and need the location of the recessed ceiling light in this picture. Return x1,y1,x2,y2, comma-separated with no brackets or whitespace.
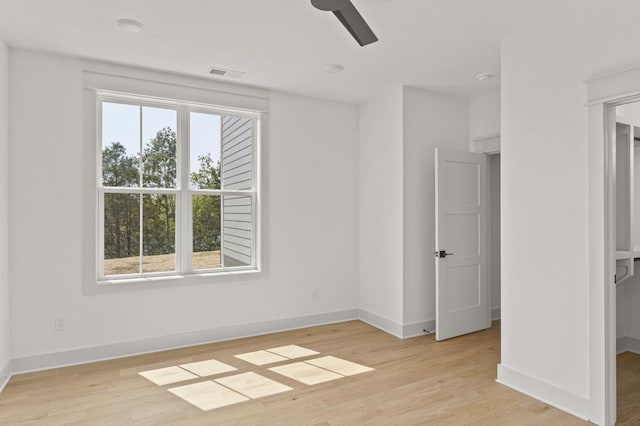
117,19,145,33
324,64,345,74
476,73,494,82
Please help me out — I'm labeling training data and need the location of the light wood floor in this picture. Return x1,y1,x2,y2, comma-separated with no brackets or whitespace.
618,351,640,425
0,320,597,425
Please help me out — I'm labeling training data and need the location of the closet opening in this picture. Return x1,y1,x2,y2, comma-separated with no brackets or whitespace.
612,100,640,423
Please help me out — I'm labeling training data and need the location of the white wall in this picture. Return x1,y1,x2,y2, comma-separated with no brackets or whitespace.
358,86,468,336
358,87,404,333
8,49,359,369
402,87,468,329
468,90,500,151
500,13,590,414
499,1,640,422
0,37,11,388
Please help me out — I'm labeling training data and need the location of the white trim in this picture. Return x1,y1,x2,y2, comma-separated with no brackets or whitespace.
0,360,12,393
617,336,640,354
358,308,500,340
83,69,269,113
357,309,403,338
586,66,640,107
84,267,264,295
219,114,225,268
179,106,190,272
604,101,618,426
586,92,640,107
11,309,358,374
356,312,435,340
586,95,617,426
472,133,501,154
585,63,640,84
595,97,640,425
492,307,501,321
496,364,590,421
101,187,181,195
626,336,640,354
402,320,435,338
5,311,505,379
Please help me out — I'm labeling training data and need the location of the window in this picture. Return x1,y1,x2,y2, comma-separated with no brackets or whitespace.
97,92,259,280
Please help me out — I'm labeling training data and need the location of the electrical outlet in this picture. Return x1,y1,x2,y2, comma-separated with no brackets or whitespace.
312,288,319,301
55,316,66,331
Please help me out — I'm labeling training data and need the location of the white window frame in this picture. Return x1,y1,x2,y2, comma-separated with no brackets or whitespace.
96,90,261,282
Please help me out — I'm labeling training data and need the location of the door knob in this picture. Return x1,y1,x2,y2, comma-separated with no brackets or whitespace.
434,250,453,258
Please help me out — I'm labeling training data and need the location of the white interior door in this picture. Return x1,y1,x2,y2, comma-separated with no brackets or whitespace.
435,148,489,341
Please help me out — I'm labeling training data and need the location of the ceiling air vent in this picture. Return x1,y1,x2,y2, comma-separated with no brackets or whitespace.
208,67,245,78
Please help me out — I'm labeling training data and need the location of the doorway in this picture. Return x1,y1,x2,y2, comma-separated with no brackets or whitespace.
610,100,640,424
434,147,501,341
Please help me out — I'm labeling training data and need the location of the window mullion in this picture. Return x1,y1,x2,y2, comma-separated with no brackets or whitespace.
179,106,192,273
220,115,225,268
139,193,143,274
138,106,143,274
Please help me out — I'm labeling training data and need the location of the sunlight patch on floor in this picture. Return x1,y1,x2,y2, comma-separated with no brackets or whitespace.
233,350,288,366
168,381,249,411
138,366,198,385
215,372,293,399
138,345,374,412
179,359,237,377
269,361,344,385
266,344,320,359
306,356,374,376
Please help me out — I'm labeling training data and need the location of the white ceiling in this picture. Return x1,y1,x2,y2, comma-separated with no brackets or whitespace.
0,0,571,104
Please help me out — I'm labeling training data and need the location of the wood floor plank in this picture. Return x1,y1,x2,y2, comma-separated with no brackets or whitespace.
0,320,599,425
618,350,640,425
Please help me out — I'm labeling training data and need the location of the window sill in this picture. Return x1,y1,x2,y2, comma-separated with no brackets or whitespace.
85,268,261,295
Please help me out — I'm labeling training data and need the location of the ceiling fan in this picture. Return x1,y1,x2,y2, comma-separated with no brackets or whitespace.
311,0,378,47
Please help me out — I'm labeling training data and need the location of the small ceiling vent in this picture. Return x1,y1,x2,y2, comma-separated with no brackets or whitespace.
208,67,245,78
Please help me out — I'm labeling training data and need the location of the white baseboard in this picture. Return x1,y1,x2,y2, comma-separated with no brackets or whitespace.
12,309,358,374
7,306,496,378
358,309,434,339
0,359,12,393
492,307,501,321
357,309,403,338
626,336,640,354
617,335,640,354
402,320,435,339
496,363,590,421
359,308,500,339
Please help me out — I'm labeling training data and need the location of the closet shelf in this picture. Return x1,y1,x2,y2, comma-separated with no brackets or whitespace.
617,250,632,260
